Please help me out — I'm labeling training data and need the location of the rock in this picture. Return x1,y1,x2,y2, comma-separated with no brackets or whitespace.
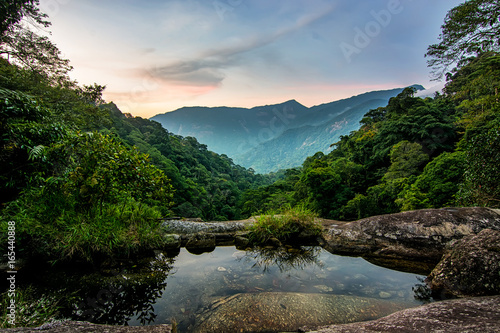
162,234,181,249
234,235,250,249
314,285,333,292
161,218,254,235
1,320,172,332
426,228,500,297
321,207,500,263
306,295,500,333
185,233,216,254
192,292,412,333
378,291,392,299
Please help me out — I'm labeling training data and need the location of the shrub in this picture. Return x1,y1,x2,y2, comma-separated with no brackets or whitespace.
248,206,323,245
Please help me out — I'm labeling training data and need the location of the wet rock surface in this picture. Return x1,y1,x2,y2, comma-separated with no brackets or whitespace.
5,296,499,333
321,207,500,262
192,292,412,333
161,218,254,235
161,218,256,250
426,228,500,297
306,295,500,333
0,321,172,332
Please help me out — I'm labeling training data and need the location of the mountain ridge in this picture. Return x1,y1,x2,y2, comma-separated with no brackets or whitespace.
151,85,424,173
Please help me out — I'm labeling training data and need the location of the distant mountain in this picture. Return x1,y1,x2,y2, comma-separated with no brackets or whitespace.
236,99,390,173
151,85,424,173
151,100,309,157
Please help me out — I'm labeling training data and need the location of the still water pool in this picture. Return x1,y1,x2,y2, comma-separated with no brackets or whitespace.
27,246,432,332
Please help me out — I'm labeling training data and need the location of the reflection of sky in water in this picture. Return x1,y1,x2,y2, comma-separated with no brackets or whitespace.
128,246,428,330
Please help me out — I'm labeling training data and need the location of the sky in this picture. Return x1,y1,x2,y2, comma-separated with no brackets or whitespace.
38,0,464,118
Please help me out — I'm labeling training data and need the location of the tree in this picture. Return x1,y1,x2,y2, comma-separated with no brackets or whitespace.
0,0,72,81
382,141,429,181
400,151,466,210
48,132,174,214
458,127,500,207
426,0,500,80
0,0,49,36
0,86,66,203
298,167,352,218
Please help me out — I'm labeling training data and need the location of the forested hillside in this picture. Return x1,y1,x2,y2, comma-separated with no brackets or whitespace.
102,102,271,220
236,98,399,173
237,0,500,219
238,55,499,219
152,87,422,173
0,1,273,262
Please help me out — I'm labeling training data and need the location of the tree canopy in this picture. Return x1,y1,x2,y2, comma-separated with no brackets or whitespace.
0,0,71,81
426,0,500,80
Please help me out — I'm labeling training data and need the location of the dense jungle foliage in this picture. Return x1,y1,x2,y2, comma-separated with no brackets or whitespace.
240,51,500,219
239,0,500,219
0,2,272,262
0,55,273,261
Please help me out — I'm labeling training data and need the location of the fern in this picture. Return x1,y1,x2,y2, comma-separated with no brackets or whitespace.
28,144,46,161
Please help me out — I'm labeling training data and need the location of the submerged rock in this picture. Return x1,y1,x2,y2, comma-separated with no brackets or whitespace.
426,228,500,297
321,207,500,263
192,292,412,333
307,295,500,333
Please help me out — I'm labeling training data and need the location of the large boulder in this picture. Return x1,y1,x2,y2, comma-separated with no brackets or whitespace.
320,207,500,263
306,295,500,333
426,228,500,297
192,292,412,333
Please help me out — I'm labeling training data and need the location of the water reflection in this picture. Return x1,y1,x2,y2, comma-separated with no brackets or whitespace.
50,253,174,325
243,246,322,272
15,246,440,332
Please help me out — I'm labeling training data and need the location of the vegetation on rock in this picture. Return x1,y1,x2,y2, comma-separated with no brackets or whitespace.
248,206,322,245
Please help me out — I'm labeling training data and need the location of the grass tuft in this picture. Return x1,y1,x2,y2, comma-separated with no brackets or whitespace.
248,206,323,245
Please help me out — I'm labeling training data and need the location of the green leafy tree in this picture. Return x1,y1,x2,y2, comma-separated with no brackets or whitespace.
48,132,174,214
297,166,352,218
382,141,429,181
458,127,500,207
341,141,428,219
426,0,500,80
0,87,66,203
400,151,466,210
0,0,49,36
1,0,72,81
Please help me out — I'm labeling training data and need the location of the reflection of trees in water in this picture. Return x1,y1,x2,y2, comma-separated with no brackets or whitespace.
68,252,175,325
244,246,322,272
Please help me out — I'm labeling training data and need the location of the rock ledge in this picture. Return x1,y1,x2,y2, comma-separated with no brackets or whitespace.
306,295,500,333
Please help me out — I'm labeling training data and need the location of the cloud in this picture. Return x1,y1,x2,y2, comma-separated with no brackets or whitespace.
148,59,227,87
144,4,336,88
